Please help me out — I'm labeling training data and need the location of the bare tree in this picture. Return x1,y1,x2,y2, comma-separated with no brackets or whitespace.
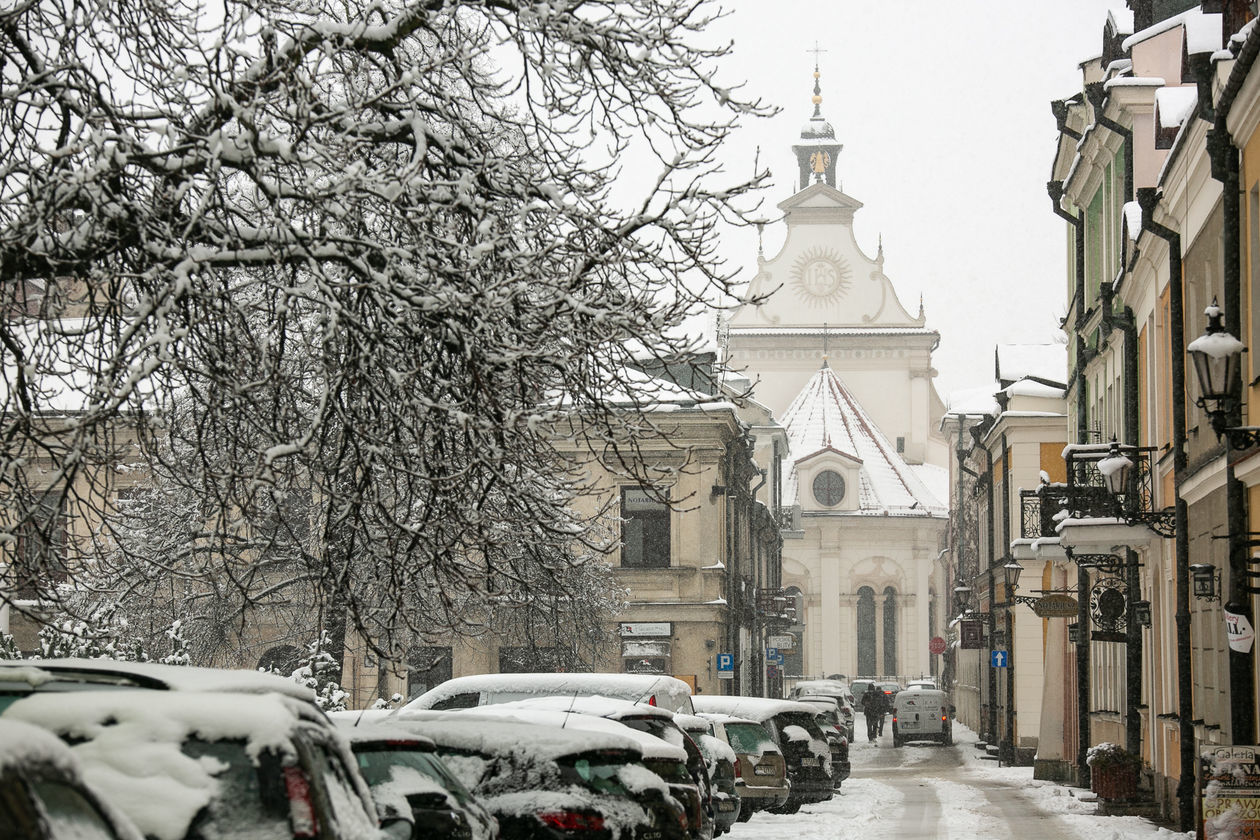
0,0,771,663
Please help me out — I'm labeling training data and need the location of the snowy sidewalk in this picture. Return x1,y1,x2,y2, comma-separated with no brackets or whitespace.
726,719,1192,840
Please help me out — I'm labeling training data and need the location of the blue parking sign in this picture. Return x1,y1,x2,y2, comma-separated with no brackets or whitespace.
716,652,734,680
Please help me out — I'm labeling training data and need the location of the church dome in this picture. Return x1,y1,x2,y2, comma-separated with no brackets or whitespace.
801,115,835,140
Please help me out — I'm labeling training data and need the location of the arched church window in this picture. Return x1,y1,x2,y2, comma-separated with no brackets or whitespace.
883,587,898,675
812,470,846,507
856,586,875,675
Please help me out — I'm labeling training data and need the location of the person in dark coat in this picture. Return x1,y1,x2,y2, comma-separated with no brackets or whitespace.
860,683,887,742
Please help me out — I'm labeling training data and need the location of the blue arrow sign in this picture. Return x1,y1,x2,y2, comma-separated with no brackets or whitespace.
991,650,1008,668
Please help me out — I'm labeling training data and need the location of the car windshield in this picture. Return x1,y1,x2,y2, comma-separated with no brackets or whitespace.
354,744,479,809
180,739,291,838
642,758,691,784
722,723,777,755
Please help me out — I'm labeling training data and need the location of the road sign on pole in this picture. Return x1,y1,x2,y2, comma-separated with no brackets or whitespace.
991,650,1008,668
716,652,734,680
929,636,946,656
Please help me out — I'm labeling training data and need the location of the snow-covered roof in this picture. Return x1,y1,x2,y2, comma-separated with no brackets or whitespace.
1108,7,1134,36
944,385,1001,416
401,672,695,714
1156,85,1199,129
489,694,676,722
778,366,946,516
446,707,688,762
1002,378,1067,400
691,695,832,723
0,658,316,702
1123,7,1221,53
995,343,1067,386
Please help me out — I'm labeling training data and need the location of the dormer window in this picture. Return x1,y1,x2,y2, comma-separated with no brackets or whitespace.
812,470,846,507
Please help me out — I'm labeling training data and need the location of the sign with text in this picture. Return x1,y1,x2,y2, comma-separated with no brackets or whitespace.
929,636,946,656
716,653,734,680
620,622,671,637
1201,745,1260,840
1225,608,1256,654
1032,593,1080,618
768,634,794,650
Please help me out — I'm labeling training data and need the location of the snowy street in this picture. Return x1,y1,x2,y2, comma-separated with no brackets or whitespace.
728,715,1193,840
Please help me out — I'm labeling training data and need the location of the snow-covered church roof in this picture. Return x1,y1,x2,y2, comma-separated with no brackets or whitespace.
781,365,946,517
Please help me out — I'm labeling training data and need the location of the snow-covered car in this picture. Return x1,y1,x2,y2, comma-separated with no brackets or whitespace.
0,689,398,840
0,658,319,715
691,697,832,814
381,712,690,840
336,722,498,840
789,679,856,741
0,718,145,840
696,714,787,820
801,705,850,788
891,688,953,747
480,697,713,840
673,714,740,835
401,673,695,715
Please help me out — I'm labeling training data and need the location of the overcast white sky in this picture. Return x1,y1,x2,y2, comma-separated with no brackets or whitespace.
710,1,1124,400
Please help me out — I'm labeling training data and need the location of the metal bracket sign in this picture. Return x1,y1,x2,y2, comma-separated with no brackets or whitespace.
960,620,984,649
716,652,734,680
991,650,1008,668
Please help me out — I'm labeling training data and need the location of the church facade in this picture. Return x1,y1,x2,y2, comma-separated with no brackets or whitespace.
727,70,950,683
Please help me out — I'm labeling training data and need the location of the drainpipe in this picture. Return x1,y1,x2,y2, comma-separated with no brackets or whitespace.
1116,307,1144,758
1208,120,1258,747
1048,180,1089,441
1086,84,1134,206
982,437,998,744
1001,433,1015,763
1136,187,1195,833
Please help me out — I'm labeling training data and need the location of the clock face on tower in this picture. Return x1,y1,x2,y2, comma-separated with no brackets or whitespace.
791,247,851,304
812,470,846,507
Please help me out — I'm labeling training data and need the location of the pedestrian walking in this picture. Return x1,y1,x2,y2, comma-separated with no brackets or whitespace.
860,682,887,742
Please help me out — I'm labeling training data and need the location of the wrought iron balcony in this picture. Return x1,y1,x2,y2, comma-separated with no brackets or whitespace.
1061,443,1174,538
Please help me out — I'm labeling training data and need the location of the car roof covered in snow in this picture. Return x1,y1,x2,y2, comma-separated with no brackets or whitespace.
489,694,676,721
331,719,437,750
403,672,694,714
691,695,827,722
384,710,656,762
0,657,316,702
440,706,688,762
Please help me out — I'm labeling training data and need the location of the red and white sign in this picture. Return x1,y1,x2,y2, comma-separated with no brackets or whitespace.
1225,608,1255,654
929,636,947,656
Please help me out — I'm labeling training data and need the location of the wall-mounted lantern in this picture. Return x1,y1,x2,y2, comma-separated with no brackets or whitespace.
1190,564,1220,602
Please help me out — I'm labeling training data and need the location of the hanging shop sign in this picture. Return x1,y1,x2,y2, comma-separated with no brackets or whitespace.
1225,608,1256,654
959,620,983,650
1032,594,1080,619
1089,577,1128,633
1201,746,1260,839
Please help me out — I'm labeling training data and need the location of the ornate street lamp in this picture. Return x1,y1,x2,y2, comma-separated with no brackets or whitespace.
1002,560,1024,603
954,584,974,613
1098,439,1134,498
1094,437,1176,537
1068,623,1080,645
1134,600,1152,628
1188,299,1254,446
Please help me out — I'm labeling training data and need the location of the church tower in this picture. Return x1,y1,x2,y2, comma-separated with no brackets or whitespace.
729,59,950,685
792,62,842,189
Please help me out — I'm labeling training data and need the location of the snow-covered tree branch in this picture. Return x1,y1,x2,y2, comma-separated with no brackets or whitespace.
0,0,771,664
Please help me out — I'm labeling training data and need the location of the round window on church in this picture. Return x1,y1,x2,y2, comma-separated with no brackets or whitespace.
812,470,846,507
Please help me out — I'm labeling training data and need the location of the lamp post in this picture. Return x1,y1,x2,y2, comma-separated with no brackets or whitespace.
1189,300,1258,745
999,559,1023,763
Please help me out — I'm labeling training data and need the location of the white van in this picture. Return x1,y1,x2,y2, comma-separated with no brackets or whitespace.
400,672,696,714
890,688,952,746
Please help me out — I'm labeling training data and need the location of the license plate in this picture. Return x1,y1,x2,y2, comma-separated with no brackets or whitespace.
753,765,777,776
800,757,818,767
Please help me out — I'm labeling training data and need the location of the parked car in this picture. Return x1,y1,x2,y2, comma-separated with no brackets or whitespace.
0,718,145,840
877,680,903,699
384,712,690,840
789,679,855,741
1,689,399,840
0,658,320,714
905,678,938,691
402,673,695,714
891,688,953,747
796,701,850,787
336,722,498,840
690,697,832,814
673,714,740,834
441,702,712,840
696,714,788,820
